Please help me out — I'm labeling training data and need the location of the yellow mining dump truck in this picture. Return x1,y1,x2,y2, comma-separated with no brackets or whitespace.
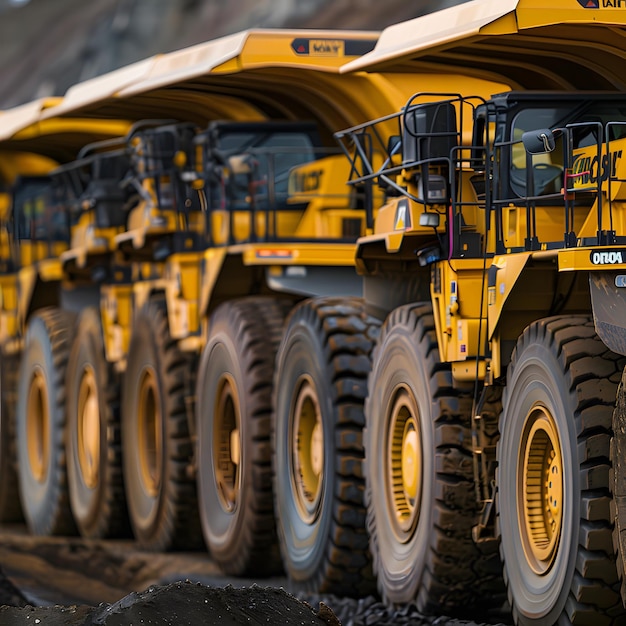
1,29,439,596
0,108,133,534
0,101,132,534
0,101,64,525
331,0,626,623
104,117,380,579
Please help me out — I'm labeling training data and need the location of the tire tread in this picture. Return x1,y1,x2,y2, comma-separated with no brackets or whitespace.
366,303,504,616
274,296,380,597
18,307,77,536
500,316,624,625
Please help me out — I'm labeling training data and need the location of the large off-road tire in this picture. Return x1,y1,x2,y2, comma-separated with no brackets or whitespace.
15,308,77,536
273,297,380,597
66,307,129,539
122,297,201,551
0,349,23,522
364,303,503,615
612,367,626,609
196,297,291,576
497,316,624,625
614,367,626,608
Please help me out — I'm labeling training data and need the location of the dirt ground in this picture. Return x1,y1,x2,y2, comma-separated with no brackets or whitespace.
0,526,512,626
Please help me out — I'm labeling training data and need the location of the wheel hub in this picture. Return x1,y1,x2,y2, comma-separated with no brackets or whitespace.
137,367,162,498
310,421,323,478
291,376,324,523
401,424,419,499
77,365,100,489
214,374,240,513
387,387,422,537
26,368,49,483
519,406,563,574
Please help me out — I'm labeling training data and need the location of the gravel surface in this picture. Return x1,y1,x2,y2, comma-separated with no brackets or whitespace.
300,594,512,626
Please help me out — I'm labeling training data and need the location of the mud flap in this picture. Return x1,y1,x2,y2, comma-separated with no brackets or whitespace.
590,271,626,356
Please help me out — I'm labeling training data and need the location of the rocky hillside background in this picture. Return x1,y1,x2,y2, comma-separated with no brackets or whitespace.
0,0,470,109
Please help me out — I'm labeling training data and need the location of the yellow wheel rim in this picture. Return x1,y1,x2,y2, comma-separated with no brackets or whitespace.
77,365,100,490
213,373,240,513
519,405,563,574
291,376,324,523
26,368,49,483
387,387,422,537
137,367,162,497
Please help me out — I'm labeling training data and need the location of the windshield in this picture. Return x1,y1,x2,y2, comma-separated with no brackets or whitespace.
510,100,626,197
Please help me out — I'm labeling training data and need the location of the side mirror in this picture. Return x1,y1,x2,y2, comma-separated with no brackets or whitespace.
521,129,555,154
387,135,401,157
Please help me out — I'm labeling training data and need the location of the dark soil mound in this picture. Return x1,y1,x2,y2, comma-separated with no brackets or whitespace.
0,581,339,625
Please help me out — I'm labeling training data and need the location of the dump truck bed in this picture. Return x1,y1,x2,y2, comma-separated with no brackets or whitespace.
342,0,626,91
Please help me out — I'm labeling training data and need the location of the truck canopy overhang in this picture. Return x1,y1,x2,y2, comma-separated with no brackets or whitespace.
36,29,393,138
0,98,132,175
341,0,626,91
0,26,511,169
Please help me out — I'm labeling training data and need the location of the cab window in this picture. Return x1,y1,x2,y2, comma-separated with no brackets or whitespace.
510,107,567,198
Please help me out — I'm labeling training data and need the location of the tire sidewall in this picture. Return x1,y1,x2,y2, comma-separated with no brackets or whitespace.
273,316,335,581
122,312,165,540
196,324,249,558
497,340,577,623
0,367,8,503
0,351,21,522
16,315,66,534
66,308,109,536
365,321,434,603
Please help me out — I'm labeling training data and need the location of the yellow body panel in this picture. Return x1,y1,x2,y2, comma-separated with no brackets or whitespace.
431,260,489,366
101,284,133,365
240,243,356,267
0,274,19,343
559,247,626,272
12,118,130,142
211,31,374,73
0,151,57,186
164,253,203,340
